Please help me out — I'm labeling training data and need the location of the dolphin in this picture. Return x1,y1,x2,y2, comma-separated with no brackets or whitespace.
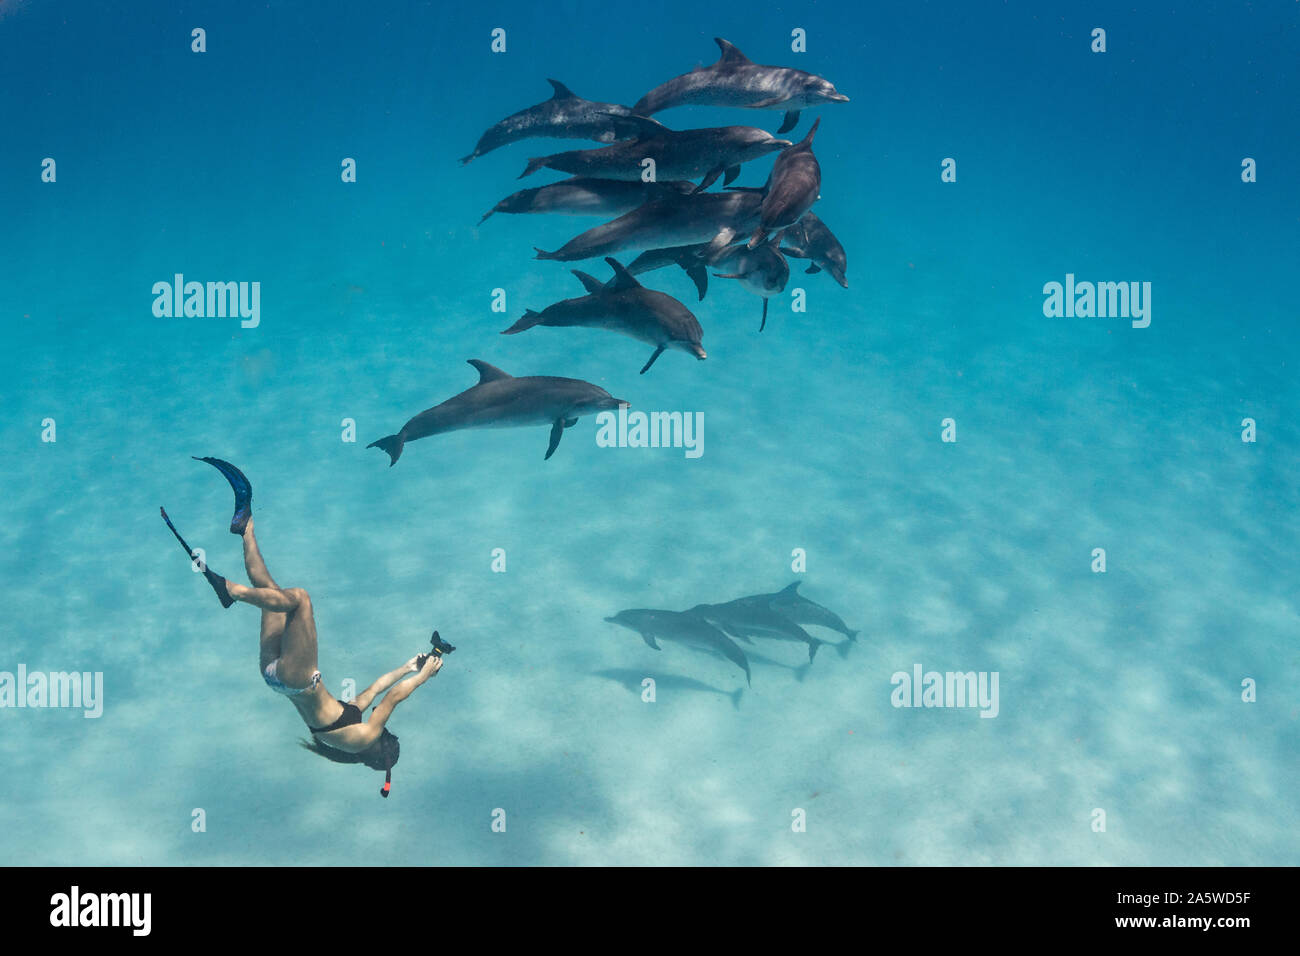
710,235,790,330
460,80,633,164
632,37,849,135
740,118,821,247
758,582,859,647
605,608,752,687
478,177,695,225
367,360,627,465
520,116,790,191
535,190,764,262
503,257,706,374
627,243,713,300
779,210,847,287
688,597,825,663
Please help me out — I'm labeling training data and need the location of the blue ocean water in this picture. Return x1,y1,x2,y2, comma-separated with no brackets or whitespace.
1,0,1296,865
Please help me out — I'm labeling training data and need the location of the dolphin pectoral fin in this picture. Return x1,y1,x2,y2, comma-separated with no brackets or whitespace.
502,309,544,334
686,264,708,300
760,297,769,332
777,110,800,134
639,345,666,374
806,263,822,274
641,633,661,650
695,166,724,192
722,165,741,186
544,420,565,460
564,417,578,427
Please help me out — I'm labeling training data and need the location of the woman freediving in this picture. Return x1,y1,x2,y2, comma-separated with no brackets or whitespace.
160,457,447,797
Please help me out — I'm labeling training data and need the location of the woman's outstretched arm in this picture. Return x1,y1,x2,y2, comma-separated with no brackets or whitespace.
353,655,431,711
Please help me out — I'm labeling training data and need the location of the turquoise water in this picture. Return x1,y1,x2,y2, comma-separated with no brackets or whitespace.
2,0,1297,865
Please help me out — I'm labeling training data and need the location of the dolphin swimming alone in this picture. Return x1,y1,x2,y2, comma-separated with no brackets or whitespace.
741,118,822,247
632,37,849,135
689,597,825,662
779,210,848,287
460,80,633,165
367,359,627,465
503,257,706,374
479,176,695,225
536,190,764,262
519,116,790,191
605,608,752,687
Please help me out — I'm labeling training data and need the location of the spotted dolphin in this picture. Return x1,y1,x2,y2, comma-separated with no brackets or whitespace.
368,360,627,464
741,118,821,247
504,258,706,374
520,116,789,191
479,177,695,225
605,608,752,687
461,80,633,165
779,210,848,287
535,190,764,262
688,597,825,662
632,38,849,135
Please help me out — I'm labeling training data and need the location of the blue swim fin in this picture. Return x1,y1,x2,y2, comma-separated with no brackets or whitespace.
194,457,253,535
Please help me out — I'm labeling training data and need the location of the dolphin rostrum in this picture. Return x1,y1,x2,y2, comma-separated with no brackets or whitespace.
367,360,627,465
503,257,706,374
741,118,821,247
605,608,752,687
632,37,849,135
535,190,764,262
688,597,825,663
779,210,848,287
479,177,695,225
460,80,633,165
520,115,789,191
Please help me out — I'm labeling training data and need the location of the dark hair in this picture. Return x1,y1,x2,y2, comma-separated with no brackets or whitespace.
299,728,399,774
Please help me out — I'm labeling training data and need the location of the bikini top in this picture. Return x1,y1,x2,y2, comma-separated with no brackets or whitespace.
310,700,363,735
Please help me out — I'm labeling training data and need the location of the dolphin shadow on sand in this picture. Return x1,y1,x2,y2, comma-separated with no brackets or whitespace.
592,668,745,709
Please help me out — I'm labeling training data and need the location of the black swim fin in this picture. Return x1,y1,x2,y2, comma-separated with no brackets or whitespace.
159,507,235,608
193,457,253,535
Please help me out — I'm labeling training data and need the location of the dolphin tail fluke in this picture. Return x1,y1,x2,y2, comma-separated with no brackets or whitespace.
534,246,560,261
502,310,544,335
459,153,476,166
730,687,744,710
519,155,552,179
367,434,405,467
477,207,497,225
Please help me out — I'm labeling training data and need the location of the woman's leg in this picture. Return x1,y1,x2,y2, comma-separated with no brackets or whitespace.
227,581,320,686
239,519,290,662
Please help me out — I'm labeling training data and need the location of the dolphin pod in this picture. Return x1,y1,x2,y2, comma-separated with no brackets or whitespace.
370,37,849,468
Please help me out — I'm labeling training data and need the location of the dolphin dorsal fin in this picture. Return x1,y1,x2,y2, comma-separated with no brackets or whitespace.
603,257,642,291
796,117,821,149
572,270,605,294
781,581,801,594
714,38,752,66
467,359,512,384
547,79,577,99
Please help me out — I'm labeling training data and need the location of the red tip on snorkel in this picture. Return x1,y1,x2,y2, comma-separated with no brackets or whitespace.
380,758,393,798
